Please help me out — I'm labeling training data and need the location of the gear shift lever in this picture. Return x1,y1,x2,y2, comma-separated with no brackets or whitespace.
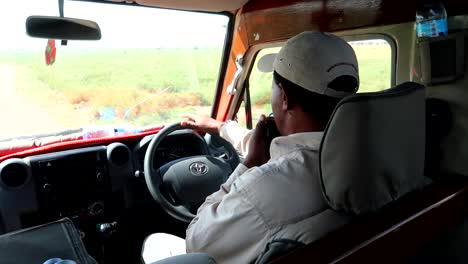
96,222,118,239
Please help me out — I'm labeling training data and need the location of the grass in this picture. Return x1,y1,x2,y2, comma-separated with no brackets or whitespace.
238,44,392,125
0,43,391,131
248,44,392,104
352,45,392,93
1,49,220,102
0,48,220,127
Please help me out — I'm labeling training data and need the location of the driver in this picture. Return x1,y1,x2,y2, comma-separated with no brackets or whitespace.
142,31,359,264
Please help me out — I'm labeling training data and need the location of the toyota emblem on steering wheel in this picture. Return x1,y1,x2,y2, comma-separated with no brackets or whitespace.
189,162,209,176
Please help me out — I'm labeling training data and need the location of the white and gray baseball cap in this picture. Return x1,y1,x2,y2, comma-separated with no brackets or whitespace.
259,31,359,98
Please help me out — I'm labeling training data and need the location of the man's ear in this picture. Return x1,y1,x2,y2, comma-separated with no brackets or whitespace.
281,86,291,111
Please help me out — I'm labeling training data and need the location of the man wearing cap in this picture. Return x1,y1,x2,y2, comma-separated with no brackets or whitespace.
142,31,359,264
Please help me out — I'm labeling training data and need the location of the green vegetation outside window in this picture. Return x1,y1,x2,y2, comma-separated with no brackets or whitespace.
0,1,229,139
238,38,393,126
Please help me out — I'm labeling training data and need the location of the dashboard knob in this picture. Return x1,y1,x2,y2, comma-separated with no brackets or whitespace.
134,170,144,178
43,183,53,193
97,221,118,239
96,172,105,182
88,201,104,216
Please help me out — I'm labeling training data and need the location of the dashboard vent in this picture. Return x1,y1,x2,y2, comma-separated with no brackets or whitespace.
107,143,130,167
0,160,29,188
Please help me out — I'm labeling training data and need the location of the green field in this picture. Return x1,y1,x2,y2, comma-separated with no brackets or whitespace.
0,48,222,127
243,44,392,125
0,44,391,130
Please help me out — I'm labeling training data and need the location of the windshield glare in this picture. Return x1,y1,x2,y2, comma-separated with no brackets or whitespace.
0,1,228,140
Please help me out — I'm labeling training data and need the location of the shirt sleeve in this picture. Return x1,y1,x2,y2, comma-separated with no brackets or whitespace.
219,121,254,157
185,164,269,263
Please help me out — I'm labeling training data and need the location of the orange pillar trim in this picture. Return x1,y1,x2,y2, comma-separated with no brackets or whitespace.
215,10,249,121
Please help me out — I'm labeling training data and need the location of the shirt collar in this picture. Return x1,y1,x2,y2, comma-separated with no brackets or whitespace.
270,132,324,159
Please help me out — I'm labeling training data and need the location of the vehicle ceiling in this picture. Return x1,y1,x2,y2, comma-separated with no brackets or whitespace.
102,0,249,12
96,0,468,45
101,0,468,15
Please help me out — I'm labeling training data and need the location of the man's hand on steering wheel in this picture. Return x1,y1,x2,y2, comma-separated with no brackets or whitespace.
182,114,272,169
181,115,224,134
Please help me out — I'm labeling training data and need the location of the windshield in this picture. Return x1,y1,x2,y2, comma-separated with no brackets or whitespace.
0,1,229,140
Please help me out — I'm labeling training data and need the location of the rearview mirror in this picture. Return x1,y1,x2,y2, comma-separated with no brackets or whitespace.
26,16,101,40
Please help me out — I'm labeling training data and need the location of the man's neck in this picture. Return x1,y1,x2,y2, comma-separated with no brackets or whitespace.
283,111,324,135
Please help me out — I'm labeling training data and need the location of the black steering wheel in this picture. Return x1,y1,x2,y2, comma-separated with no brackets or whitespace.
144,123,240,222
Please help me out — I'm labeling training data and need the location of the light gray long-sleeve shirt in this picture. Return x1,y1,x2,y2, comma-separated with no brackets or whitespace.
186,121,347,264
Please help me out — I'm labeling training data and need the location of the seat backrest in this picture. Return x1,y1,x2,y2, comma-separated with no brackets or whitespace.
269,83,468,263
253,82,430,263
319,82,428,215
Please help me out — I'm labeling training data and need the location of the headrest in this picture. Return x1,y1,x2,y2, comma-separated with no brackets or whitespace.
319,82,426,215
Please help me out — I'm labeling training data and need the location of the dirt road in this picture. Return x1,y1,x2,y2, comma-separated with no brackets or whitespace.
0,64,62,139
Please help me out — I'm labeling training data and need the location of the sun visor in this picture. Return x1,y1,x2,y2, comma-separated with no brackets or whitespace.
106,0,250,12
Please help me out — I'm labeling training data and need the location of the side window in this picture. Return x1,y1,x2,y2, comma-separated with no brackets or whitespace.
238,47,280,127
349,39,393,93
238,38,393,127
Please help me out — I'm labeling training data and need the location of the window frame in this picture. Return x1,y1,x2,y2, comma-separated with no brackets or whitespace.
229,42,282,127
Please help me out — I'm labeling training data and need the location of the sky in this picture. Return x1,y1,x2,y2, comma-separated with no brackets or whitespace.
0,0,229,50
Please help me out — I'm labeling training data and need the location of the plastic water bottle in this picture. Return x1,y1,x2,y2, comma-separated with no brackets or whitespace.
416,2,448,38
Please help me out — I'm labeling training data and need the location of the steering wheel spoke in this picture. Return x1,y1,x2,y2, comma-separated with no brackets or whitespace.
160,185,182,206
